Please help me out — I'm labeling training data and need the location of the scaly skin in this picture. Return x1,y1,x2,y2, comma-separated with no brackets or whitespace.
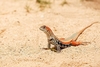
39,22,99,52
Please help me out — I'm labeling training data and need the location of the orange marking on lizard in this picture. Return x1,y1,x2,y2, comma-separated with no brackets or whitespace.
39,22,99,52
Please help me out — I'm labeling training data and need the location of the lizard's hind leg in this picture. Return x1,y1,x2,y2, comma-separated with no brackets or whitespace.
70,40,90,46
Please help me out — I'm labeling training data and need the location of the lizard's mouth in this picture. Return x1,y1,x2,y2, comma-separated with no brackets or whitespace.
39,27,43,31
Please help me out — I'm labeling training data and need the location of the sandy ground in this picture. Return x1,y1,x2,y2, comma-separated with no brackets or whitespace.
0,0,100,67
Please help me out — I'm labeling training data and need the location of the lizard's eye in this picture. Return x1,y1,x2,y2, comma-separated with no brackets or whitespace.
42,25,46,29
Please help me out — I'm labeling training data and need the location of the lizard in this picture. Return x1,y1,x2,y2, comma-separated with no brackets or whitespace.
39,22,99,52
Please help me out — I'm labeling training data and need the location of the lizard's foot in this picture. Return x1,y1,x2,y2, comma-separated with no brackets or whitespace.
81,42,91,45
42,48,50,50
42,47,57,52
50,46,58,52
43,47,60,52
43,48,58,52
51,48,61,53
51,48,57,52
42,47,57,51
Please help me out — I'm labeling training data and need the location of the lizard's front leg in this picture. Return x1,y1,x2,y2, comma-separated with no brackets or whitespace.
47,41,51,49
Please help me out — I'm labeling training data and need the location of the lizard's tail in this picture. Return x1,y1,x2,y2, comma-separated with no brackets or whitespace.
74,22,99,41
79,22,99,34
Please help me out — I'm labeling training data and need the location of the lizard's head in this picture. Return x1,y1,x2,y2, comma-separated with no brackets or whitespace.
39,25,52,33
40,25,55,38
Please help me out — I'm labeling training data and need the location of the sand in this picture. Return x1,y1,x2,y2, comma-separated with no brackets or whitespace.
0,0,100,67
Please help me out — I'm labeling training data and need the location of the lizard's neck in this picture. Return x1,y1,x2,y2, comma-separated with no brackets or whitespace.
45,29,57,39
